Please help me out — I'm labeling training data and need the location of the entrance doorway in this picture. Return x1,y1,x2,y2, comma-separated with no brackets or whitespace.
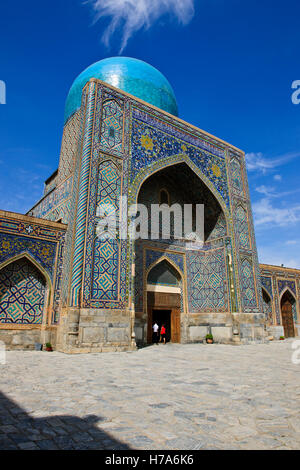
281,290,296,338
147,292,181,344
152,309,171,343
146,259,182,344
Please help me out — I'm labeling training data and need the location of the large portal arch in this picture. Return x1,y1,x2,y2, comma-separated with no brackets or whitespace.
131,156,230,222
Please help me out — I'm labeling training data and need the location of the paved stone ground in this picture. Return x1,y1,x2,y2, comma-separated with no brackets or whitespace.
0,341,300,450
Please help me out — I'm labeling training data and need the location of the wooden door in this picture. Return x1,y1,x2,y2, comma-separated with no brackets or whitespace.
281,301,295,338
171,308,181,343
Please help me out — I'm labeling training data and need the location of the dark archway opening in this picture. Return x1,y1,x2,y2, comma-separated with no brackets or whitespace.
137,162,226,242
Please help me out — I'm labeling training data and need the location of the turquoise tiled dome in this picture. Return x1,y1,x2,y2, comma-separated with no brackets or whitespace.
65,57,178,122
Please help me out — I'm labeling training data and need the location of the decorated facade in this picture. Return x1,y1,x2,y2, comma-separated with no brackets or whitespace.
0,57,299,351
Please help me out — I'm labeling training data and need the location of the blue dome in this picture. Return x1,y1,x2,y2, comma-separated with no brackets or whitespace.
65,57,178,122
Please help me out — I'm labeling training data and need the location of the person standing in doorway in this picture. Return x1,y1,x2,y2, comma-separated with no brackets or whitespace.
160,324,166,344
152,322,159,344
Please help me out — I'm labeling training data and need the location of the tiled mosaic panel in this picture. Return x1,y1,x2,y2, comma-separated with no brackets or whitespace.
91,160,122,302
133,107,226,158
131,117,229,208
262,289,273,324
0,258,46,324
100,99,124,152
187,248,228,313
261,276,273,298
292,302,298,322
230,158,243,195
240,259,257,310
44,172,58,197
58,112,81,184
235,206,250,250
30,177,72,222
0,233,57,279
278,279,296,296
145,249,184,274
92,238,119,301
96,160,121,217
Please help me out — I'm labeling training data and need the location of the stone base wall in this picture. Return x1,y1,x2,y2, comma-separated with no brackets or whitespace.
186,312,266,344
0,311,268,352
0,327,57,350
56,308,136,353
135,311,267,346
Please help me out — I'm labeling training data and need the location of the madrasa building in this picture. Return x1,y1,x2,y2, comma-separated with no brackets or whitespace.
0,57,299,352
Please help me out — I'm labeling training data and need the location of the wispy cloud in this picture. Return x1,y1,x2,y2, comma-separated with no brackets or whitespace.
255,185,300,199
245,151,300,174
88,0,195,52
253,198,300,228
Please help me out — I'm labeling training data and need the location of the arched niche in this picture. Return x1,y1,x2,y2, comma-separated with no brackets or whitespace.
0,255,50,325
146,258,182,344
280,289,296,338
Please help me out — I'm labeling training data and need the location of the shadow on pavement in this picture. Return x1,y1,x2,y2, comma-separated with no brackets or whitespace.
0,391,131,450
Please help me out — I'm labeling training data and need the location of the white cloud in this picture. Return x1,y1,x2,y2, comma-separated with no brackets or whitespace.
253,198,300,228
285,240,298,246
274,174,282,181
255,185,275,197
245,151,300,174
88,0,195,52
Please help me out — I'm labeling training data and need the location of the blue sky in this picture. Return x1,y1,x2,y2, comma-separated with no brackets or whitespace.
0,0,300,267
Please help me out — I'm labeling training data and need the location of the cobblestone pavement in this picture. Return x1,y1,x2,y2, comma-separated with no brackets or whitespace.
0,341,300,450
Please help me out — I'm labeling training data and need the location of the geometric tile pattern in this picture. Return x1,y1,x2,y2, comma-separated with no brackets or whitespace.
262,289,273,324
92,238,119,300
235,206,250,250
100,99,124,152
278,279,296,296
96,160,121,216
0,214,66,325
131,116,230,208
187,248,228,312
91,160,122,302
0,258,46,324
70,82,96,307
230,158,243,194
261,276,273,298
57,112,81,184
145,249,184,274
240,258,257,309
0,233,56,278
79,85,130,310
30,177,72,222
